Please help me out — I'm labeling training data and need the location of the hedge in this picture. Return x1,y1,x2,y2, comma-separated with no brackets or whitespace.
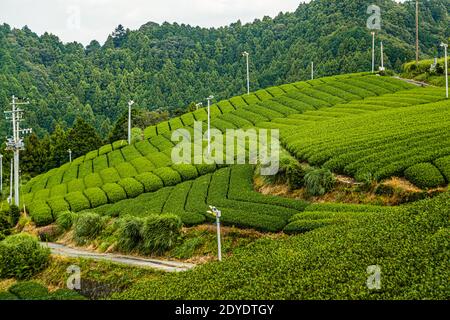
47,197,70,215
67,179,85,193
116,162,138,178
93,155,108,173
108,149,125,167
283,218,346,234
102,183,127,203
404,163,445,189
33,189,50,201
85,150,98,161
434,155,450,182
112,140,127,150
148,152,171,168
8,281,48,299
46,171,64,188
153,167,182,187
118,178,144,199
62,165,79,183
135,172,164,192
135,140,159,156
99,144,113,155
172,164,199,181
143,126,157,139
121,145,142,161
78,160,93,178
29,201,54,226
100,167,120,183
180,113,195,126
131,157,154,174
65,192,91,212
195,163,217,175
84,187,108,208
84,173,103,188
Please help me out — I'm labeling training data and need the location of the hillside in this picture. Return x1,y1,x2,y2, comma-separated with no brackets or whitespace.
15,73,449,230
0,0,448,138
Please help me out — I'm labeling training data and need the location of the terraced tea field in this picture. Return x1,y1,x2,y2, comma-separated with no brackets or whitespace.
12,73,449,228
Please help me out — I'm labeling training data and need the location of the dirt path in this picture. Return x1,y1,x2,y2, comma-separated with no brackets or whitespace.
41,242,196,272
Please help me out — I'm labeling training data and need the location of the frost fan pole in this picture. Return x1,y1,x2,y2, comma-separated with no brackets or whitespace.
441,42,448,99
207,206,222,262
127,100,134,145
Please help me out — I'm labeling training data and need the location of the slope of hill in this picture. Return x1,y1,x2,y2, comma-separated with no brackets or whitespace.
17,74,449,228
0,0,448,137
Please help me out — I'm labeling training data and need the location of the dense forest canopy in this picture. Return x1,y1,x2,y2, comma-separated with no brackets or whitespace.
0,0,448,140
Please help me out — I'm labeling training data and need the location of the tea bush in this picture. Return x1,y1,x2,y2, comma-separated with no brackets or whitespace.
404,163,445,189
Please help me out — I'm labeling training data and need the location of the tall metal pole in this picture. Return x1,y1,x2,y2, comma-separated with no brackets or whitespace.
127,100,134,145
208,206,222,262
242,51,250,95
442,42,448,99
68,149,72,163
311,61,314,80
371,32,375,73
206,96,214,154
380,41,385,71
416,0,419,63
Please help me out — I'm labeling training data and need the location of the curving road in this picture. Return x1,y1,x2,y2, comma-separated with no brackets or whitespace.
40,242,195,272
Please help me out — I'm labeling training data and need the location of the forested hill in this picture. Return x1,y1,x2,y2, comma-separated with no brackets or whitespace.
0,0,448,138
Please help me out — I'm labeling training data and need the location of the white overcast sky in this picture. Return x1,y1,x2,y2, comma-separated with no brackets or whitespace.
0,0,309,45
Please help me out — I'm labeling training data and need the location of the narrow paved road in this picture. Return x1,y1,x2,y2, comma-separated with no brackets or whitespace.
41,242,195,272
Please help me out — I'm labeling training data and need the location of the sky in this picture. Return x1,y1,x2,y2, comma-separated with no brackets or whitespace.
0,0,305,45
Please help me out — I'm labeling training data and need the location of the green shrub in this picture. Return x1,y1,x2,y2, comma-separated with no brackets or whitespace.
9,205,20,226
0,212,11,232
117,216,144,252
50,183,67,198
74,212,103,244
118,178,144,198
29,201,54,226
172,164,199,181
112,140,127,150
84,173,103,188
0,291,18,300
47,197,70,215
283,219,340,234
131,157,154,174
434,156,450,182
141,214,182,254
99,144,113,155
84,187,108,208
33,189,50,201
50,288,86,300
135,172,164,192
304,168,336,196
65,192,91,212
153,167,182,186
102,183,127,203
116,162,138,178
9,281,48,300
0,234,50,279
404,163,445,189
67,179,85,193
56,211,77,230
100,168,121,183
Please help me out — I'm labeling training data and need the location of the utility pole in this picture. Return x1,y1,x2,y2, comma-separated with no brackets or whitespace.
371,32,376,73
5,95,32,206
127,100,134,145
416,0,420,63
311,61,314,80
441,42,448,99
242,51,250,95
380,41,385,71
206,95,214,154
9,159,13,204
68,149,72,163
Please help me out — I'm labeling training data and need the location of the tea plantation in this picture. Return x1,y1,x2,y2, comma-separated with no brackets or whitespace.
13,73,450,228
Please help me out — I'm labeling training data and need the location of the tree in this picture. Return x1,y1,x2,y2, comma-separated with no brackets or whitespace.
66,118,103,159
